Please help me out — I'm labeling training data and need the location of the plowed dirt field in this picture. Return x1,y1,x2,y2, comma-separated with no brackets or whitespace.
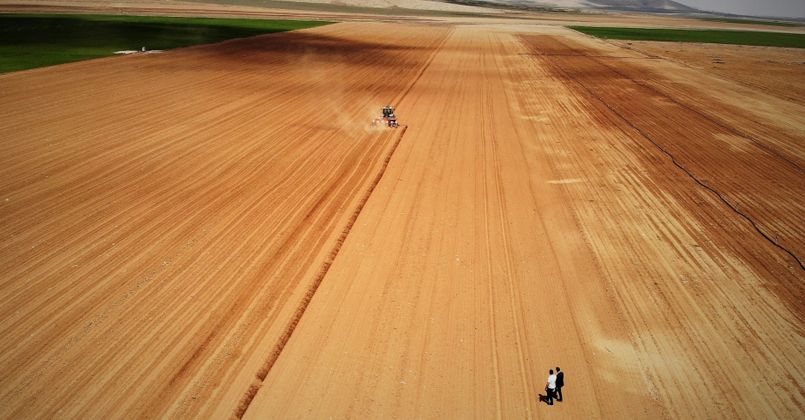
1,19,802,419
0,23,450,418
613,41,805,104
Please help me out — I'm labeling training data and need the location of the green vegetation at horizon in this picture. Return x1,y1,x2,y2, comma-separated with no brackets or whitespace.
0,14,332,73
569,26,805,49
699,17,802,27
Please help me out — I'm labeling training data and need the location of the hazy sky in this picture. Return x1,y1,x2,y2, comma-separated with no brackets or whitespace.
678,0,805,18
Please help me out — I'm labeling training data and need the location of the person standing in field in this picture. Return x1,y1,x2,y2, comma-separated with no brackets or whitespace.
555,367,564,402
545,369,557,405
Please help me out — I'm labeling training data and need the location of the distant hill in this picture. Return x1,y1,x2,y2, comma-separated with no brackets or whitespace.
184,0,698,14
586,0,696,11
436,0,698,13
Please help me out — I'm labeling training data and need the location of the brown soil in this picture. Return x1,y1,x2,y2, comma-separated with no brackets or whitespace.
0,23,450,418
246,25,803,419
615,40,805,104
0,11,802,420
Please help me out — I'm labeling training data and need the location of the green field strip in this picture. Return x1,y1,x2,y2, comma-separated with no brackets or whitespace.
0,14,333,73
569,26,805,48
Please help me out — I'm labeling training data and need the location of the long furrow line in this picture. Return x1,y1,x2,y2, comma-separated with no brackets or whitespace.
234,25,453,418
520,35,804,272
2,120,372,416
233,126,408,418
595,93,805,271
0,83,360,377
0,22,453,418
485,33,535,417
534,34,805,169
517,33,804,418
504,33,617,418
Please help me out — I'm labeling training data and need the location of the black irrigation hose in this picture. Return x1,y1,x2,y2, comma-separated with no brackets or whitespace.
592,50,805,175
530,44,805,272
604,97,805,272
561,30,804,174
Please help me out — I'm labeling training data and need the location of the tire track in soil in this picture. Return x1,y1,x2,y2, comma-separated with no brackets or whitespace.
235,28,452,418
520,34,804,272
483,36,533,416
234,126,408,418
560,33,803,173
517,33,804,418
0,22,452,418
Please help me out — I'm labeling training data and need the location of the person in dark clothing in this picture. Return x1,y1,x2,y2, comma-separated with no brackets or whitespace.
555,367,564,402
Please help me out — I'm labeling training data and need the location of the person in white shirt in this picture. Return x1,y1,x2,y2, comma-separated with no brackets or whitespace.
545,369,557,405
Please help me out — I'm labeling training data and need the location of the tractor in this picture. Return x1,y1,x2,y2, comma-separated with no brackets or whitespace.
372,105,400,128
